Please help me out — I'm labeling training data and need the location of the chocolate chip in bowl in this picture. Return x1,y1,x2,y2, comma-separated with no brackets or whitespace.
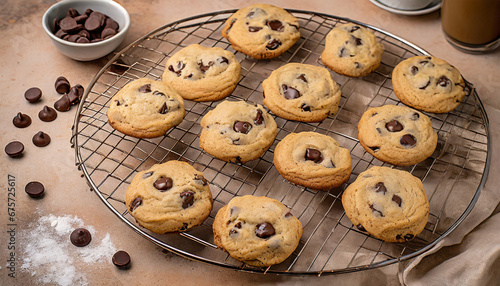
42,0,130,61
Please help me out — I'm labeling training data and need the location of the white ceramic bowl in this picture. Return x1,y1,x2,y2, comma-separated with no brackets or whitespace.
42,0,130,61
377,0,433,10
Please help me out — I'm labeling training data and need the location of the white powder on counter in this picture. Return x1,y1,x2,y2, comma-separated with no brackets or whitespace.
19,214,117,286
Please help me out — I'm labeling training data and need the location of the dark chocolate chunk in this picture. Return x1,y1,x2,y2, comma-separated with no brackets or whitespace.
437,76,450,87
255,222,275,238
198,60,213,73
254,109,264,125
159,102,169,114
385,120,404,132
139,84,151,93
374,182,387,194
285,212,293,218
400,134,417,148
226,18,237,34
112,251,131,269
350,26,360,32
232,138,240,145
392,194,402,207
404,234,415,241
266,38,281,50
143,171,154,179
55,76,71,94
234,222,242,228
24,87,42,103
305,148,323,163
219,57,229,64
54,95,71,112
369,204,384,217
281,84,301,99
248,26,262,32
338,47,350,58
410,66,419,76
59,17,79,33
297,74,307,83
168,61,185,76
32,131,51,147
301,104,311,112
5,141,24,157
194,174,208,186
369,146,380,152
266,20,284,31
180,191,195,209
130,197,142,212
13,112,31,128
411,112,420,120
67,85,84,105
25,181,45,198
153,177,173,191
356,224,366,231
233,121,252,134
229,229,238,236
355,62,361,68
352,36,362,46
38,106,57,122
70,228,92,247
153,90,165,97
419,80,431,90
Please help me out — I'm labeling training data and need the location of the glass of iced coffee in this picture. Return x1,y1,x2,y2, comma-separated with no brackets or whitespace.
441,0,500,53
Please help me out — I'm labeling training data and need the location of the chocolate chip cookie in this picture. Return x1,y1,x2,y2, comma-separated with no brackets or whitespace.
125,161,213,234
357,105,438,166
107,78,185,138
162,44,241,102
321,23,384,77
213,195,303,267
274,132,352,190
262,63,341,122
222,4,300,59
342,166,429,242
392,56,466,113
199,100,277,163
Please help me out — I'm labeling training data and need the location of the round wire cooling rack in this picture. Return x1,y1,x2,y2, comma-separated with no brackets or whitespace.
72,9,490,275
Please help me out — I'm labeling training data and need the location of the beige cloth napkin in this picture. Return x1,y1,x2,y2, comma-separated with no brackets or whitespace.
403,106,500,286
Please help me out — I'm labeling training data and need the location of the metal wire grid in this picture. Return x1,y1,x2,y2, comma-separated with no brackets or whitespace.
72,10,490,275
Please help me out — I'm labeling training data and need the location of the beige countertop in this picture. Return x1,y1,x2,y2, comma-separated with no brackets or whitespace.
1,1,499,285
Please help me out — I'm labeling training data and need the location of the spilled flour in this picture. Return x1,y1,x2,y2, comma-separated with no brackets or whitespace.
19,214,117,286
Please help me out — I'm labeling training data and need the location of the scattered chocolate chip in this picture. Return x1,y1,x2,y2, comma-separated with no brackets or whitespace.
400,134,417,148
24,87,42,103
410,66,419,76
130,197,142,212
419,80,431,90
54,95,71,112
356,224,366,231
219,57,229,64
350,26,360,32
352,36,362,46
143,171,154,179
305,148,323,163
266,38,281,50
5,141,24,158
369,146,380,152
301,103,311,112
411,112,420,120
392,194,402,207
168,61,185,76
233,121,252,134
38,106,57,122
386,120,404,132
70,228,92,247
297,74,307,83
113,251,131,269
255,222,275,238
374,182,387,194
138,84,151,93
13,112,32,128
194,174,208,186
248,26,262,32
267,20,284,31
32,131,51,147
369,204,384,217
281,84,301,99
25,181,45,198
437,76,450,87
154,177,173,191
198,60,213,73
254,109,264,125
67,85,83,105
180,191,195,209
55,76,71,94
158,102,169,114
